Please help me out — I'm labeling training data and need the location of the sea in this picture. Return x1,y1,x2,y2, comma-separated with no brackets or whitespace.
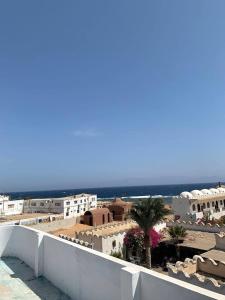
6,182,220,205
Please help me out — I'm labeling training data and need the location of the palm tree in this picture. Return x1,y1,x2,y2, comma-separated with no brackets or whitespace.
130,197,168,268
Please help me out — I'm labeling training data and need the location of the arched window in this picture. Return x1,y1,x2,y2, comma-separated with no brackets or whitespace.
112,240,116,248
207,202,210,208
192,204,196,211
212,201,215,207
203,203,206,209
102,214,105,224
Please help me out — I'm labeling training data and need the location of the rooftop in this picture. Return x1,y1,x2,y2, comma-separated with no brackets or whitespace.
0,225,223,300
0,257,70,300
178,230,216,251
201,249,225,262
78,220,137,237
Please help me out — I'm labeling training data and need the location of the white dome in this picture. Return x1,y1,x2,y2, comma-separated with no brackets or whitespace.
217,188,225,193
210,188,219,194
191,190,203,197
180,192,193,199
201,189,212,195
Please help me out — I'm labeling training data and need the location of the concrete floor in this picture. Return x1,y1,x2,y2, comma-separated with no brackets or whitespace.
0,257,71,300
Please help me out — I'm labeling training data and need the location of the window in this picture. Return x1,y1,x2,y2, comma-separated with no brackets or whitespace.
203,203,206,209
207,202,210,208
80,200,83,203
55,203,61,206
31,203,36,206
112,240,116,248
8,204,14,209
192,204,196,211
220,200,223,206
212,201,215,207
66,201,70,205
40,202,44,206
74,201,77,204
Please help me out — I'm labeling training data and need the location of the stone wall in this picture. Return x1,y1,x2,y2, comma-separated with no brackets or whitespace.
168,256,225,295
167,220,225,233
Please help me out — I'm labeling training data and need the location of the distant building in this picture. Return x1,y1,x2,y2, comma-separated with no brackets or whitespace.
83,208,112,226
23,194,97,218
0,193,97,219
172,187,225,221
107,198,132,221
0,195,24,216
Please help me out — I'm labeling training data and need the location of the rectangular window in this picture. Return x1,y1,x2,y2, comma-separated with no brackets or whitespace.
55,203,61,206
220,200,223,205
40,203,44,206
66,201,70,205
8,204,14,209
31,203,37,206
74,201,77,204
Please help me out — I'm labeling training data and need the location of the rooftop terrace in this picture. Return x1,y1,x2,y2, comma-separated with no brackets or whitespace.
0,225,223,300
0,257,70,299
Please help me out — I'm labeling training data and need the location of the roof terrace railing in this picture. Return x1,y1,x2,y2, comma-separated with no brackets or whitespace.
0,225,223,300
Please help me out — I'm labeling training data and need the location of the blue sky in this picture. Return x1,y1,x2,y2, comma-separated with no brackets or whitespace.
1,1,225,192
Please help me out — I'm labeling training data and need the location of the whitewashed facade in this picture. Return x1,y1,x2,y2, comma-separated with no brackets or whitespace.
172,188,225,221
0,193,97,218
0,195,24,216
23,193,97,218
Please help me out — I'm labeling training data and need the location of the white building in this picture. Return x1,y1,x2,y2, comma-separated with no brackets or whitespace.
23,193,97,218
0,193,97,219
0,195,24,216
172,188,225,221
0,224,222,300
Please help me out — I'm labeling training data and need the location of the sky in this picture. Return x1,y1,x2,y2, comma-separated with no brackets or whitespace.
0,1,225,192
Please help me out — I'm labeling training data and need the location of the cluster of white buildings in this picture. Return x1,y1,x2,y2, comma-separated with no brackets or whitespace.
172,187,225,221
0,193,97,219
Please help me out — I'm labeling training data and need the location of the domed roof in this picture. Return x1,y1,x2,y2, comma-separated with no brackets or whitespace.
191,190,203,197
180,192,193,199
85,208,110,217
201,189,212,195
209,188,220,194
111,198,128,206
217,187,225,193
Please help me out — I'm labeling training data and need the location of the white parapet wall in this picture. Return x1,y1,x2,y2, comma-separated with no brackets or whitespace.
0,225,223,300
166,220,225,233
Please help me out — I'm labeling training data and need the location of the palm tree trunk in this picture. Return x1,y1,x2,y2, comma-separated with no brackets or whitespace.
144,233,151,269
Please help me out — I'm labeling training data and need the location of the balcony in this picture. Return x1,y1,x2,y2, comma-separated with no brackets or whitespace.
0,225,222,300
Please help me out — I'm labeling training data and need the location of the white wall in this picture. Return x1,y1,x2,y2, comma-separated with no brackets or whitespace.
0,225,223,300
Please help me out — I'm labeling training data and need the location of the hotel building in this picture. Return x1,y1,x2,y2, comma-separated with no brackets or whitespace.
172,188,225,221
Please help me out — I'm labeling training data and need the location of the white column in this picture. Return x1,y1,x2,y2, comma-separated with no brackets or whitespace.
120,266,140,300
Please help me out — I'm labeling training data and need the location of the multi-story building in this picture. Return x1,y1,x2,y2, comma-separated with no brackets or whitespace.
172,187,225,221
0,193,97,219
23,193,97,218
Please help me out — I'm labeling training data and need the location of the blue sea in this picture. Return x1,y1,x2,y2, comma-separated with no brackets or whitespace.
7,182,219,204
